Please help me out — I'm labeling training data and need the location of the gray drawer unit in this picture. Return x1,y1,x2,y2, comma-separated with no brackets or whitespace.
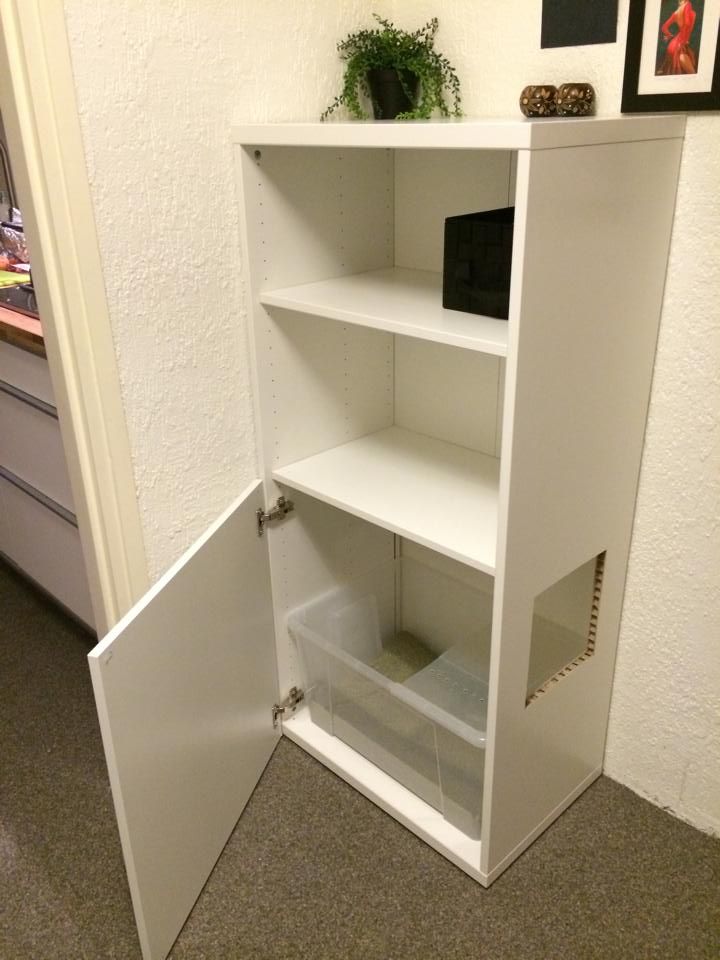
0,471,93,627
0,382,75,511
0,337,93,628
0,338,55,404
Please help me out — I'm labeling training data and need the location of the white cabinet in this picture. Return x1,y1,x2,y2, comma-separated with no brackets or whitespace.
89,116,685,960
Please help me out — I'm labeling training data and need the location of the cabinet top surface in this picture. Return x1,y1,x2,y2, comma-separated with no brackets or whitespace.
232,115,686,150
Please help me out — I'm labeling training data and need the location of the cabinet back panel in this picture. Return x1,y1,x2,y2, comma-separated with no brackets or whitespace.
394,150,513,273
399,540,494,658
258,310,393,469
394,337,503,456
241,146,393,290
268,492,395,693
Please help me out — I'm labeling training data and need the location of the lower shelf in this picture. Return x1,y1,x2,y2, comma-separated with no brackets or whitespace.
273,425,500,574
283,709,485,884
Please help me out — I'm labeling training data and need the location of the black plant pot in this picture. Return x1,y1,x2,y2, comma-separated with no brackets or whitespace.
367,69,419,119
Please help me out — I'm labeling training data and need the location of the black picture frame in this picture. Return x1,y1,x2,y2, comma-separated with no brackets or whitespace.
622,0,720,111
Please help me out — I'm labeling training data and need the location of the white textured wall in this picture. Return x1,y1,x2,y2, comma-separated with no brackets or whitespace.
606,119,720,835
387,0,720,836
62,0,368,579
62,1,719,834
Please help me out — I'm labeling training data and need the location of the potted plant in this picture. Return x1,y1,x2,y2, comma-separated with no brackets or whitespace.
321,14,462,121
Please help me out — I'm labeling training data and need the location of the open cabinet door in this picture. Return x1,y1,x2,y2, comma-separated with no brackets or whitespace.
88,480,279,960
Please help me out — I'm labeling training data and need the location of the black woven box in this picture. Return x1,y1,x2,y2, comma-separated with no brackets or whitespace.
443,207,514,319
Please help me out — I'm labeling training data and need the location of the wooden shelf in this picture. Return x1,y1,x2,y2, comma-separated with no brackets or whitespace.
272,425,499,574
261,268,508,356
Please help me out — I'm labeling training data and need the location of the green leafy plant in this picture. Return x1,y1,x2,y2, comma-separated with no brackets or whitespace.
321,14,462,121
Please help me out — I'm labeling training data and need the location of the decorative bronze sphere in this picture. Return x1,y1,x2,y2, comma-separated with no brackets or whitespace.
519,85,558,118
555,83,596,116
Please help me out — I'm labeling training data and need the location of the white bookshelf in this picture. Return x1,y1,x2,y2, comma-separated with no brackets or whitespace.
89,118,686,960
236,117,684,886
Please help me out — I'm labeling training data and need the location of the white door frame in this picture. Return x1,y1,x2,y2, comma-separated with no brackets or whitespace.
0,0,148,632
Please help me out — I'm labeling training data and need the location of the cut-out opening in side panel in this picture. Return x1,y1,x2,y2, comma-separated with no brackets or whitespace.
526,552,605,704
283,518,494,840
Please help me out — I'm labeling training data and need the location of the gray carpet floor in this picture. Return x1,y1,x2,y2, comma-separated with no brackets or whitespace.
1,558,718,960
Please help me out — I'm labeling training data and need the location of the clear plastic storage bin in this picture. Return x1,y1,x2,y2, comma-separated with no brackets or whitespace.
287,555,492,839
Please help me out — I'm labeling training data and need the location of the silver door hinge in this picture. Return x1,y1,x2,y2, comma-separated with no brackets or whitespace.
256,495,294,536
272,686,304,728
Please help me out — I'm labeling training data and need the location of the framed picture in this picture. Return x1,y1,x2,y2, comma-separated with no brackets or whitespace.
622,0,720,110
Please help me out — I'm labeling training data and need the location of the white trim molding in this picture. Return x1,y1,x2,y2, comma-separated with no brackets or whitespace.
0,0,148,632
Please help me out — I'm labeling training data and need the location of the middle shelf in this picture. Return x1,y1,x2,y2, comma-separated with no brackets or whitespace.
260,267,509,356
272,425,500,574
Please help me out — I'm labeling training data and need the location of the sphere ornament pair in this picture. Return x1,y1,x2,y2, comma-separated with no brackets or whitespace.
519,82,595,118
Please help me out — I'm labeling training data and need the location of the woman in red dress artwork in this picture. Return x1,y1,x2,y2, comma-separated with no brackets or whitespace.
658,0,698,75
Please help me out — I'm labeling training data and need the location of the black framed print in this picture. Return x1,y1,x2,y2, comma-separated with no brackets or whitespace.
622,0,720,110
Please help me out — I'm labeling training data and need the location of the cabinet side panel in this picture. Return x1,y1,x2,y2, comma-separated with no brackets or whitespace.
482,138,683,877
235,145,397,696
238,144,395,472
394,149,513,273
